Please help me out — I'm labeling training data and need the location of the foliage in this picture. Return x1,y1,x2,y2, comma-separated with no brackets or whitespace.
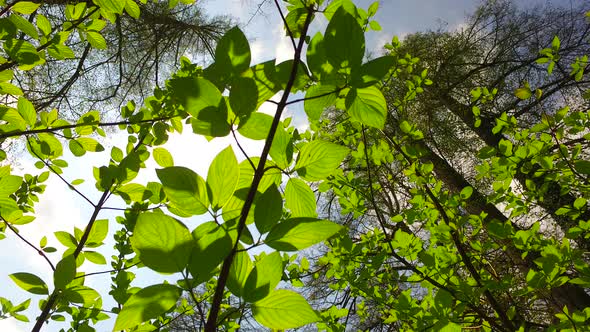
0,0,589,331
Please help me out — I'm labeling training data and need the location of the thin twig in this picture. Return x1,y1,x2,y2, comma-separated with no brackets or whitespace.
2,219,55,271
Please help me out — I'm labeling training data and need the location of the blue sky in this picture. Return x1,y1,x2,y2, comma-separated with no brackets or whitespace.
0,1,480,331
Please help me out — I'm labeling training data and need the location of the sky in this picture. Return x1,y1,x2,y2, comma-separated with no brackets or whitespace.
0,1,480,331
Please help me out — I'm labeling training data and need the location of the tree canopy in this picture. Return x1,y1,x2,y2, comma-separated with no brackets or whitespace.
1,0,590,331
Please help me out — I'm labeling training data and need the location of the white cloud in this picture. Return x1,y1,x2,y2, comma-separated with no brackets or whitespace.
249,39,266,64
0,317,27,332
273,23,294,63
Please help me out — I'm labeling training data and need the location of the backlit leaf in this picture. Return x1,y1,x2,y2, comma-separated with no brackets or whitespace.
266,218,341,251
285,178,316,218
345,86,387,129
114,284,181,331
9,273,48,295
295,140,349,181
153,147,174,167
243,252,283,302
207,146,239,210
131,212,193,273
157,166,209,216
252,289,320,329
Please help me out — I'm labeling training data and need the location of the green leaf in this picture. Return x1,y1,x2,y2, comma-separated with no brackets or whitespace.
227,249,252,297
368,1,379,16
229,77,258,117
285,178,316,218
156,166,209,217
284,7,308,38
17,97,35,126
243,252,283,302
478,146,496,159
169,77,229,137
188,221,235,285
76,137,104,152
252,289,320,329
345,86,387,129
94,0,125,14
269,125,293,169
54,255,76,290
131,212,193,273
62,285,100,306
254,184,283,234
0,175,22,196
575,160,590,175
460,186,473,200
208,146,239,210
306,32,335,81
266,218,342,251
153,147,174,167
498,139,513,156
69,139,86,157
275,60,310,92
295,140,349,181
324,7,365,71
369,21,381,32
86,31,107,49
551,35,560,50
84,251,106,265
12,2,41,14
47,44,75,60
215,26,251,77
54,231,77,248
304,84,339,120
515,87,532,100
241,60,281,108
9,273,48,295
4,38,43,69
0,107,26,130
9,15,37,39
114,284,181,331
86,218,108,245
352,56,395,88
238,112,272,140
125,0,140,19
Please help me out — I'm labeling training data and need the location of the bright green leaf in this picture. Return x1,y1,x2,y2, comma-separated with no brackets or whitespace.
188,221,235,285
9,273,48,295
54,255,76,290
515,87,532,100
252,289,320,329
17,97,35,126
304,84,339,120
243,252,283,302
238,112,273,140
215,26,251,77
227,249,252,297
230,77,258,117
114,284,181,331
285,178,316,218
94,0,125,14
345,86,387,129
295,140,349,181
0,175,21,196
131,212,193,273
324,7,365,71
12,2,40,14
207,146,239,210
156,166,209,216
254,184,283,234
153,147,174,167
266,218,342,251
